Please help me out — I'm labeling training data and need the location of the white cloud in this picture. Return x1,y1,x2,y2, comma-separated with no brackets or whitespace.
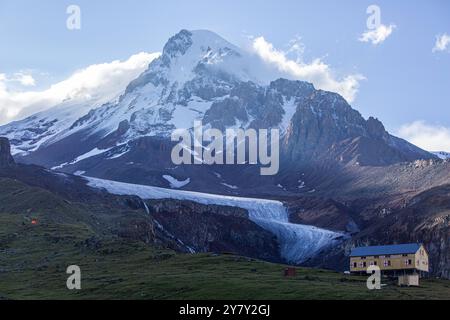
359,24,396,45
397,121,450,151
432,33,450,53
12,72,36,86
0,72,36,87
286,36,305,62
251,36,364,103
0,52,160,125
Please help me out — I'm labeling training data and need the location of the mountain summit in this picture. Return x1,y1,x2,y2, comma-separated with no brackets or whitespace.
128,29,270,89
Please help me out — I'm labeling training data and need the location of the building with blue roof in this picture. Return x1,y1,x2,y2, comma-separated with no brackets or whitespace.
349,243,429,275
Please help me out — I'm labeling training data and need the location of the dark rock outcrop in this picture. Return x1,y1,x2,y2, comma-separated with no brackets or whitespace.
282,90,434,166
287,196,358,233
0,137,14,167
146,199,281,262
147,198,248,218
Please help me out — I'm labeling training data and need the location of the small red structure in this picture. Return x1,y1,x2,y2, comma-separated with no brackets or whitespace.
284,267,296,277
31,219,38,225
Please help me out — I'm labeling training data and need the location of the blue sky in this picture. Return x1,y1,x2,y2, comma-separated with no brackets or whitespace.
1,0,449,150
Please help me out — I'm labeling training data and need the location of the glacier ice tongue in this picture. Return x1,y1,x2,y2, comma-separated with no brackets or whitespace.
85,176,345,263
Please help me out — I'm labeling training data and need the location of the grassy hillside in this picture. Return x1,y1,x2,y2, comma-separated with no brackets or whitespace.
1,212,449,300
0,178,449,300
1,240,449,299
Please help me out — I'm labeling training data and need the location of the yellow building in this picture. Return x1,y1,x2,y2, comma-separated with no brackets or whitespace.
349,243,429,275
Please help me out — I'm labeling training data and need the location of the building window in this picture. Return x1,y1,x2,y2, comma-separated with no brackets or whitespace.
383,260,391,267
359,262,364,268
361,256,366,260
402,254,408,257
353,262,357,268
405,259,412,266
374,261,377,266
374,256,379,258
363,262,367,267
385,255,390,258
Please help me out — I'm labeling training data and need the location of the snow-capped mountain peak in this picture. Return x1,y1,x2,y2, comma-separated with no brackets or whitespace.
61,29,287,142
126,29,270,94
0,29,435,176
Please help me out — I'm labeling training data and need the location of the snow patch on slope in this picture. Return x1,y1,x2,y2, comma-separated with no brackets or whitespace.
432,151,450,160
162,175,191,188
280,98,297,133
221,183,239,190
52,147,111,169
107,144,131,160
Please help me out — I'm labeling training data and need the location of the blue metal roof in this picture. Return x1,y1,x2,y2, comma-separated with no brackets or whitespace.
350,243,422,257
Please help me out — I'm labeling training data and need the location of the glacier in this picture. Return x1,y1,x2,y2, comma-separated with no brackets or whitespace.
85,176,345,263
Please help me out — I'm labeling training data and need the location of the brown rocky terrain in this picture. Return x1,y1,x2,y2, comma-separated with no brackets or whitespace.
284,164,450,278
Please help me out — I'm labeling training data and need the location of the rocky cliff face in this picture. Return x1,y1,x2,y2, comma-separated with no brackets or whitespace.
282,90,432,166
0,137,15,167
146,199,281,262
299,183,450,278
366,185,450,278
